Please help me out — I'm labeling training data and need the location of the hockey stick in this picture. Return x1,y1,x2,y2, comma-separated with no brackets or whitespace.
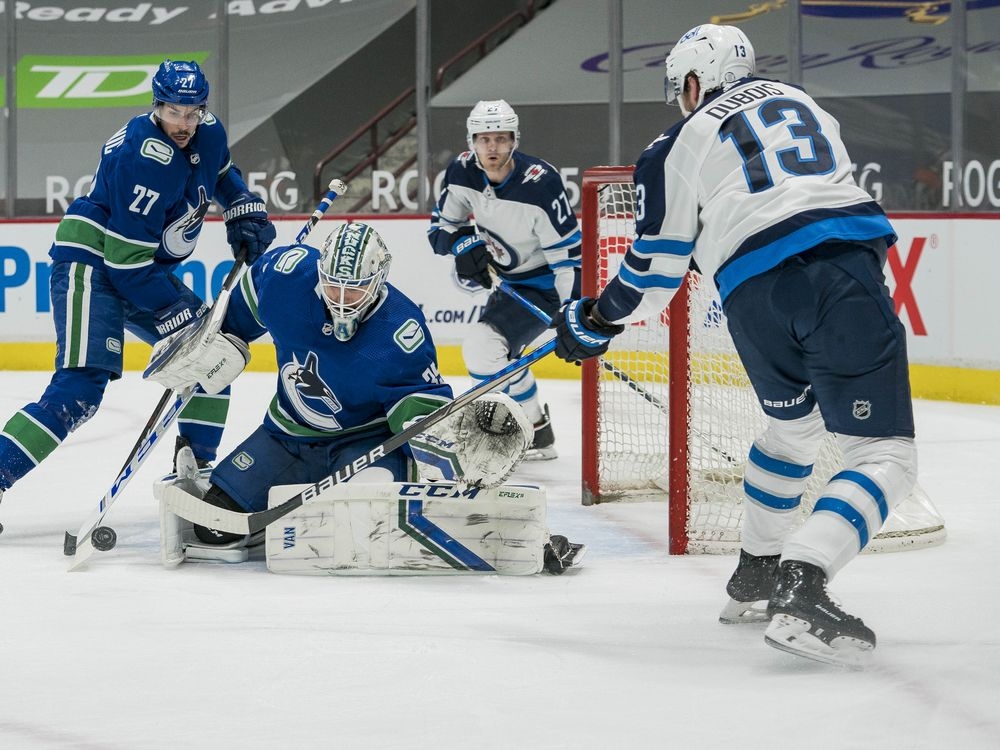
164,337,559,535
65,180,349,568
64,257,246,567
493,277,740,467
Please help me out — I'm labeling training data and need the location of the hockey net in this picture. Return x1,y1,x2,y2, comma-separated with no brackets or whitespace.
580,166,946,555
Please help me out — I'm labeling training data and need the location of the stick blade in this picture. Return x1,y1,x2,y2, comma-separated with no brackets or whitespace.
66,536,96,572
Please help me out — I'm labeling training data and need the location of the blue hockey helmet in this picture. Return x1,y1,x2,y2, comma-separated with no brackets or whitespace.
151,60,209,107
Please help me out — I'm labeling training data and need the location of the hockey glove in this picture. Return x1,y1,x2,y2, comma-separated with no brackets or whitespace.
409,393,532,489
552,297,624,363
452,233,493,289
145,324,249,395
224,192,276,263
153,298,208,338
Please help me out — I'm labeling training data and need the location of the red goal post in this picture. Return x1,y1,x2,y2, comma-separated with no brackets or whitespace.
579,166,946,555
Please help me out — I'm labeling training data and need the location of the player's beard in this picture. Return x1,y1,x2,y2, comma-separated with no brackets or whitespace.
168,129,193,148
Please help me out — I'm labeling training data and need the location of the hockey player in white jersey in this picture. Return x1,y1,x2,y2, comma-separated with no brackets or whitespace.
553,24,916,667
428,100,581,460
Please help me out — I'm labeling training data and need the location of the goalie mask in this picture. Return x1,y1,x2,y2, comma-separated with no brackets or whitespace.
466,99,519,170
664,24,755,116
318,222,391,342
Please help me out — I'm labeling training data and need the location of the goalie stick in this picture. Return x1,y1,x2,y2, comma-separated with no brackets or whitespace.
65,180,349,569
492,275,740,467
164,337,559,535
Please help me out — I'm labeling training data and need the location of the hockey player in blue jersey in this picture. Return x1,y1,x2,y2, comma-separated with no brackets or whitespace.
0,60,276,517
428,100,581,461
553,25,916,666
146,222,583,572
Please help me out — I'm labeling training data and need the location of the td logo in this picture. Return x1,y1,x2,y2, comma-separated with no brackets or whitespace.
19,53,208,108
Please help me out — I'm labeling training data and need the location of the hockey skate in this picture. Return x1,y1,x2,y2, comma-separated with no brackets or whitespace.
543,534,586,574
166,443,260,563
764,560,876,669
719,549,779,624
173,436,212,473
524,404,557,461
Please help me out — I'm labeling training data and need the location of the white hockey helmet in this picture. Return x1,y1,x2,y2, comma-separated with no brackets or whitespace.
664,24,756,115
317,222,391,342
466,99,520,151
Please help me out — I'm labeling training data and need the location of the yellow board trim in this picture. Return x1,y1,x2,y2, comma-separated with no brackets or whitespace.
1,342,997,405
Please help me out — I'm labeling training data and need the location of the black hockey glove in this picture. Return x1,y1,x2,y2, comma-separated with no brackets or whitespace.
551,297,624,363
153,298,208,338
224,193,276,263
451,233,493,289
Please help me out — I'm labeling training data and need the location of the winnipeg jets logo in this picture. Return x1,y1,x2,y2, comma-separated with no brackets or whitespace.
162,185,211,258
480,231,515,268
522,164,547,184
459,150,475,168
281,351,343,431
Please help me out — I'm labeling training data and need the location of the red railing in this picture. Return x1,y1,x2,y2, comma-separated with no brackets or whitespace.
313,2,545,210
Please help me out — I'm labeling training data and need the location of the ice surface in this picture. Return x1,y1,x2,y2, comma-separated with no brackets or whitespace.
1,372,998,749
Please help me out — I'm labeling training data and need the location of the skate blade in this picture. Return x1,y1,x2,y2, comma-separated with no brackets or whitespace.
719,597,769,625
523,446,558,461
764,614,874,670
566,543,586,569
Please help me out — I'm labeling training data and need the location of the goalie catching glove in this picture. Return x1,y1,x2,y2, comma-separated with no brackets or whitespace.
145,318,249,395
409,392,532,488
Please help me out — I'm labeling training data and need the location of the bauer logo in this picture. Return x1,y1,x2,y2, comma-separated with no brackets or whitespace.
18,53,209,109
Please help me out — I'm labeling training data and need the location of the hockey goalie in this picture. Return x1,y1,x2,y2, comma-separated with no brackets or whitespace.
155,392,583,576
147,222,583,576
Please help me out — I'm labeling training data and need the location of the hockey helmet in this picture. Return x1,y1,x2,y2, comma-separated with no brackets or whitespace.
152,59,210,107
466,99,520,151
664,24,755,115
317,222,392,342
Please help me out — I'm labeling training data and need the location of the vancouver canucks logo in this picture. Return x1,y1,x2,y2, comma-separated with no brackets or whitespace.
162,185,211,258
281,351,343,431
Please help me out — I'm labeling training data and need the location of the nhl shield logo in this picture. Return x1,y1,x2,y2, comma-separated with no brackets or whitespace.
852,400,872,420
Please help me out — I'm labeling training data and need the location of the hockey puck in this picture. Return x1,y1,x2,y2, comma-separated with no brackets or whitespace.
91,526,117,552
63,531,77,556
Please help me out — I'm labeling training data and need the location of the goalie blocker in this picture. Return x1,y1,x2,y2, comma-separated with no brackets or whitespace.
154,478,585,575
